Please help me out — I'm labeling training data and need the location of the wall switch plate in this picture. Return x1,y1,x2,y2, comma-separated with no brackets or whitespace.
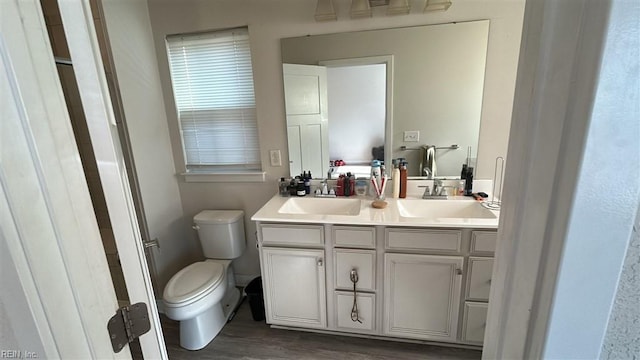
403,130,420,142
269,150,282,167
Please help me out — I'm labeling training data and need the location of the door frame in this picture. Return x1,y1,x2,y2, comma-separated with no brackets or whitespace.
57,0,167,358
1,0,166,358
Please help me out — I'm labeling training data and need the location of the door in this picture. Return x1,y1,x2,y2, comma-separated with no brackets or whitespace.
283,63,329,177
0,1,166,358
384,253,464,342
261,247,327,328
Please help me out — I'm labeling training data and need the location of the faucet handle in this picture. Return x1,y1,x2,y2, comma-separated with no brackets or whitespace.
418,185,431,197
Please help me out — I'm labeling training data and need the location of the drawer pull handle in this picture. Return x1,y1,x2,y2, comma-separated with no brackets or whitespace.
350,269,363,324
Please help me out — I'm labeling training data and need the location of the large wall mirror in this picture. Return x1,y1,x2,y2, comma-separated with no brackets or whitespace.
281,20,489,178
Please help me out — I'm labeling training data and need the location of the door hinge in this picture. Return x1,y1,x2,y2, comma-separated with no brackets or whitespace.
107,302,151,353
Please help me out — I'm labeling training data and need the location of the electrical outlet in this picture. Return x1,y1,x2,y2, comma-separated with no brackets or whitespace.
269,150,282,167
403,130,420,142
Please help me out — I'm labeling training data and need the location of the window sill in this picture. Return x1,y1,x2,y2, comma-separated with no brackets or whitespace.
180,171,266,183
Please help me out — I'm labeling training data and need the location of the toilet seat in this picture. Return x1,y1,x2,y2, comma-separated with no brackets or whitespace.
164,261,224,306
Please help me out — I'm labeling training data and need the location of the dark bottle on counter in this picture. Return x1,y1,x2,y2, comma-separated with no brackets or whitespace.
289,179,297,196
343,172,352,197
464,166,474,196
304,171,311,194
296,182,306,197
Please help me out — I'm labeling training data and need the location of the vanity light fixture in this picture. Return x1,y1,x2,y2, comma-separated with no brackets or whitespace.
424,0,452,12
387,0,410,15
350,0,372,18
315,0,337,21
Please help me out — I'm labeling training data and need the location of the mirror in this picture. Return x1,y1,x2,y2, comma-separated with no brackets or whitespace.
281,20,489,178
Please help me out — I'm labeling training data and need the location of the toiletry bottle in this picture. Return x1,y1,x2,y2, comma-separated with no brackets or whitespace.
279,177,290,197
289,178,297,196
464,166,474,196
457,180,465,196
296,181,306,197
336,175,344,196
392,159,400,198
304,171,311,194
344,172,352,197
399,161,408,199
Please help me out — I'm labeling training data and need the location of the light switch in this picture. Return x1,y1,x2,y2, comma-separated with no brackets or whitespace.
403,131,420,142
269,150,282,167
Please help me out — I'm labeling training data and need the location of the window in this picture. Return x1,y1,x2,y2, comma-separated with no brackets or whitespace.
166,27,260,173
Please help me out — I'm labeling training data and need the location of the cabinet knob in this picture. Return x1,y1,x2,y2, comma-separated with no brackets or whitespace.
317,258,324,266
456,268,463,275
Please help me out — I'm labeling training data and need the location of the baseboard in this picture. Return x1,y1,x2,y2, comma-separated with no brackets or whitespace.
235,274,260,287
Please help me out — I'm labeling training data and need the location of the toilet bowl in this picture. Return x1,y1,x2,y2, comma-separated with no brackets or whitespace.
162,210,246,350
163,259,240,350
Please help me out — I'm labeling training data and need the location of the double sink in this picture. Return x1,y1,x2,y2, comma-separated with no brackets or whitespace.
277,196,497,220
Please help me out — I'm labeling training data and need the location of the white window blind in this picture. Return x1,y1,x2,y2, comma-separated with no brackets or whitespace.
166,28,260,172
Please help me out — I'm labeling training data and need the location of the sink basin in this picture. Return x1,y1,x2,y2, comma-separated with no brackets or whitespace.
397,199,497,219
278,197,362,216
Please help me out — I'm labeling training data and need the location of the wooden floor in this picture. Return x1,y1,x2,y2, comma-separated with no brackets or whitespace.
149,297,482,360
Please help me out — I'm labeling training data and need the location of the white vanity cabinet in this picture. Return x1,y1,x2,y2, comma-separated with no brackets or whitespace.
383,228,465,342
255,218,497,349
258,224,327,329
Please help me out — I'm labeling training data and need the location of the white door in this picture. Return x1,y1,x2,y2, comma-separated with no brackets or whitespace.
262,247,327,328
0,1,165,358
283,63,329,178
384,253,464,342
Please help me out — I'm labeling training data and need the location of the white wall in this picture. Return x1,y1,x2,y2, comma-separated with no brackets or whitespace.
146,0,524,278
327,64,386,163
101,0,201,292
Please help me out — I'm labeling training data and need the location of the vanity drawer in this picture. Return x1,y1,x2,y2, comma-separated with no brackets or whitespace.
333,226,376,249
461,301,488,344
334,249,375,291
260,224,324,246
334,291,376,333
466,257,494,301
470,231,497,255
385,228,461,253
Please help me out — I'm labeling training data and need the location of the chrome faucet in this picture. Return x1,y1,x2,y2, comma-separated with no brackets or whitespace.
432,179,444,196
321,179,329,195
419,180,448,199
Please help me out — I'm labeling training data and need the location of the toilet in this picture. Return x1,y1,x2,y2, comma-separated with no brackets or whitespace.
163,210,246,350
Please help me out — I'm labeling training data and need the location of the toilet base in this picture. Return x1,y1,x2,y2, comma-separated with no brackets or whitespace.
179,287,242,350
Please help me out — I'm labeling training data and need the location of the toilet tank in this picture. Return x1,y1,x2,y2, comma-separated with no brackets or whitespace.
193,210,246,259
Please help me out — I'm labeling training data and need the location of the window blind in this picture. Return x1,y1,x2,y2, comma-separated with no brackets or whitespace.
166,28,260,171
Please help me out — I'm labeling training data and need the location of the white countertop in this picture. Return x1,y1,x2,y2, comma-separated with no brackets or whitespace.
251,193,500,229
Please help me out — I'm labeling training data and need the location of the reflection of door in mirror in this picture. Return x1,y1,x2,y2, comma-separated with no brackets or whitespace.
325,63,386,178
283,64,329,178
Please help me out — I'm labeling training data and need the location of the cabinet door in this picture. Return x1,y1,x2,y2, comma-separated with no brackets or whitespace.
466,257,494,301
384,253,463,342
462,301,488,344
261,247,327,328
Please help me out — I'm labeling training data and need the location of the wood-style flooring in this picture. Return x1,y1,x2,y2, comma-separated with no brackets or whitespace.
154,297,482,360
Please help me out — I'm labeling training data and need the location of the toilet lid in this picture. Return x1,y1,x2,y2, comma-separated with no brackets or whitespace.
163,261,224,304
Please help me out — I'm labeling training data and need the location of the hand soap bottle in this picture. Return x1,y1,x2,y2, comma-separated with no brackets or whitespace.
392,159,400,198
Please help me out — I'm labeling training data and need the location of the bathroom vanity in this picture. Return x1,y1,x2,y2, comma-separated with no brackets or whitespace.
251,193,498,348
